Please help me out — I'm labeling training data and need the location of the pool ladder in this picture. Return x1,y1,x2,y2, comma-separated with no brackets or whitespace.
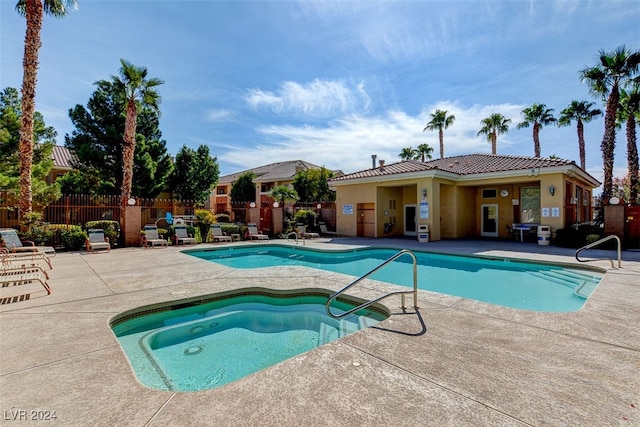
325,249,418,319
575,234,622,268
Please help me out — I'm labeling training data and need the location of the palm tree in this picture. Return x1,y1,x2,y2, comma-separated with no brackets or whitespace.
416,143,434,162
102,59,164,211
477,114,511,155
617,86,639,204
399,146,417,160
558,100,602,170
15,0,78,220
517,103,557,157
580,45,640,199
423,109,455,159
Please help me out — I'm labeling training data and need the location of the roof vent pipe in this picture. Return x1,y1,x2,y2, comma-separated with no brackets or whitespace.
371,154,377,169
379,159,385,171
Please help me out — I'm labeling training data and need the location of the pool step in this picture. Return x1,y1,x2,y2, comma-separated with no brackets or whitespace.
318,319,360,346
528,269,601,299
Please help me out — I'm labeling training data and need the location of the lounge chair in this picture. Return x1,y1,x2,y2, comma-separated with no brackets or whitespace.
297,224,319,239
0,228,56,256
174,225,197,245
319,222,338,236
142,225,168,248
0,247,52,269
210,224,232,243
86,229,111,253
1,254,51,296
247,223,269,240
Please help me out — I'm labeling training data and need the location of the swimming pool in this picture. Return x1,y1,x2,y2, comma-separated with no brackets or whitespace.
185,245,604,312
111,289,388,392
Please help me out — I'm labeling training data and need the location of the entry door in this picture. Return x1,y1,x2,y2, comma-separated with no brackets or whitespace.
404,205,417,236
481,204,498,237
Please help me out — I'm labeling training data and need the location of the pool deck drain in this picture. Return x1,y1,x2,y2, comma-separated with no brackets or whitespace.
0,238,638,426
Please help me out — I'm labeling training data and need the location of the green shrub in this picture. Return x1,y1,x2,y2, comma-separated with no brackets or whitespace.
294,209,317,229
195,209,216,243
215,213,231,223
85,220,120,245
60,226,88,250
19,213,55,245
585,234,601,245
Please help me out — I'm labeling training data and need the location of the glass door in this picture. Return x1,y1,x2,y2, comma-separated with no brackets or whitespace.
404,205,417,236
481,204,498,237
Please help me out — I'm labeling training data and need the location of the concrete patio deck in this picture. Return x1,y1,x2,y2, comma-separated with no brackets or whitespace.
1,238,638,426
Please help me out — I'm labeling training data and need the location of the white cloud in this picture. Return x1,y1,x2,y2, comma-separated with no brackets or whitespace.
205,109,232,122
219,102,526,174
245,79,370,116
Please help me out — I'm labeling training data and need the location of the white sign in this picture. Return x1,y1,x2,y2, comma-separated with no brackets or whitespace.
542,207,550,217
420,202,429,219
342,204,353,215
552,207,560,217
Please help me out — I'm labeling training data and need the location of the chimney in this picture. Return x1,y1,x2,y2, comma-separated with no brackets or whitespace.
378,159,385,171
371,154,377,169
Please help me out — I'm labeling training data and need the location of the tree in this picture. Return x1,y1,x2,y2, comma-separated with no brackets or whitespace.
517,103,557,157
580,45,640,199
229,172,256,202
0,87,60,209
416,143,434,162
15,0,77,220
270,185,298,205
477,114,511,155
63,80,173,197
100,59,163,210
617,86,639,204
169,145,220,204
423,109,455,159
292,167,335,202
558,100,602,170
399,146,417,160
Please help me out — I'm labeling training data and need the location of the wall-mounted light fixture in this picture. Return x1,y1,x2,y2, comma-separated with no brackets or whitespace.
421,188,427,198
549,185,555,196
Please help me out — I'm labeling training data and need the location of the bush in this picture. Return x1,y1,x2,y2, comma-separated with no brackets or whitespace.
60,226,88,250
19,212,55,245
215,213,231,223
195,209,216,243
294,209,317,229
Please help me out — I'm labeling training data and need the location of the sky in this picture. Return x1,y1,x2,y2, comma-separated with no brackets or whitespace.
1,1,639,188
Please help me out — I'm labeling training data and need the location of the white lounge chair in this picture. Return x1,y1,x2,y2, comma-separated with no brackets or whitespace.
0,247,52,269
210,224,232,243
142,225,168,248
1,261,51,297
0,228,56,256
297,224,319,239
247,223,269,240
174,225,197,245
85,229,111,253
319,222,338,236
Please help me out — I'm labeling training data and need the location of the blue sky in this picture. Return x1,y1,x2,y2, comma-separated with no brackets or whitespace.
1,1,639,186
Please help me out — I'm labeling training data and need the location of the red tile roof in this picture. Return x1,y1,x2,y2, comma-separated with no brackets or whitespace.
330,154,578,182
51,145,76,170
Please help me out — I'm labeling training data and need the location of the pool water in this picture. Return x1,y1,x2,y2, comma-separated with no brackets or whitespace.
185,245,603,312
111,291,387,392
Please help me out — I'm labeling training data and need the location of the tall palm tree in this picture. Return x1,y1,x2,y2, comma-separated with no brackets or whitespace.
416,143,434,162
558,100,602,170
517,103,557,157
580,45,640,199
617,86,639,204
423,109,455,159
399,146,417,160
102,59,164,211
15,0,78,220
477,114,511,155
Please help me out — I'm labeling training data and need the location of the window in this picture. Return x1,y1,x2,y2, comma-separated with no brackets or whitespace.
520,187,540,223
217,187,226,195
482,189,497,198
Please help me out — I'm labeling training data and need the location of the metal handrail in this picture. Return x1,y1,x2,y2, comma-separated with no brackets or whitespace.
575,235,622,268
286,231,304,245
325,249,418,319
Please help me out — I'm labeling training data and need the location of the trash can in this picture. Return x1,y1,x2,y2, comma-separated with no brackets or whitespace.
537,225,551,246
417,224,429,243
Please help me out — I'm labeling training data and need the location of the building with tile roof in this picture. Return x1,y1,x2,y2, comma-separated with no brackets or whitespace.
213,160,342,214
329,154,600,241
46,145,77,184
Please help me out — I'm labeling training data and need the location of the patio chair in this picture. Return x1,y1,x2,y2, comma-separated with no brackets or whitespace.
142,225,168,248
0,247,52,269
247,223,269,240
297,224,319,239
85,229,111,253
319,222,337,236
0,228,56,256
210,224,232,243
1,254,51,296
174,225,197,245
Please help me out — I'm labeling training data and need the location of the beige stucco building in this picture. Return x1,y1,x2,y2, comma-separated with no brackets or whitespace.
329,154,600,241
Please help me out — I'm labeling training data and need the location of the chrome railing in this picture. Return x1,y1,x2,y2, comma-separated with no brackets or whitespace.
575,235,622,268
325,249,418,319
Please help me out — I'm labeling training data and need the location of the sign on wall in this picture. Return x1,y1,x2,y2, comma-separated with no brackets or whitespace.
342,204,353,215
420,202,429,219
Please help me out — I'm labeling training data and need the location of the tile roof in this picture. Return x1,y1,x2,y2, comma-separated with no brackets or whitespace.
219,160,341,184
51,145,76,169
330,154,579,182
